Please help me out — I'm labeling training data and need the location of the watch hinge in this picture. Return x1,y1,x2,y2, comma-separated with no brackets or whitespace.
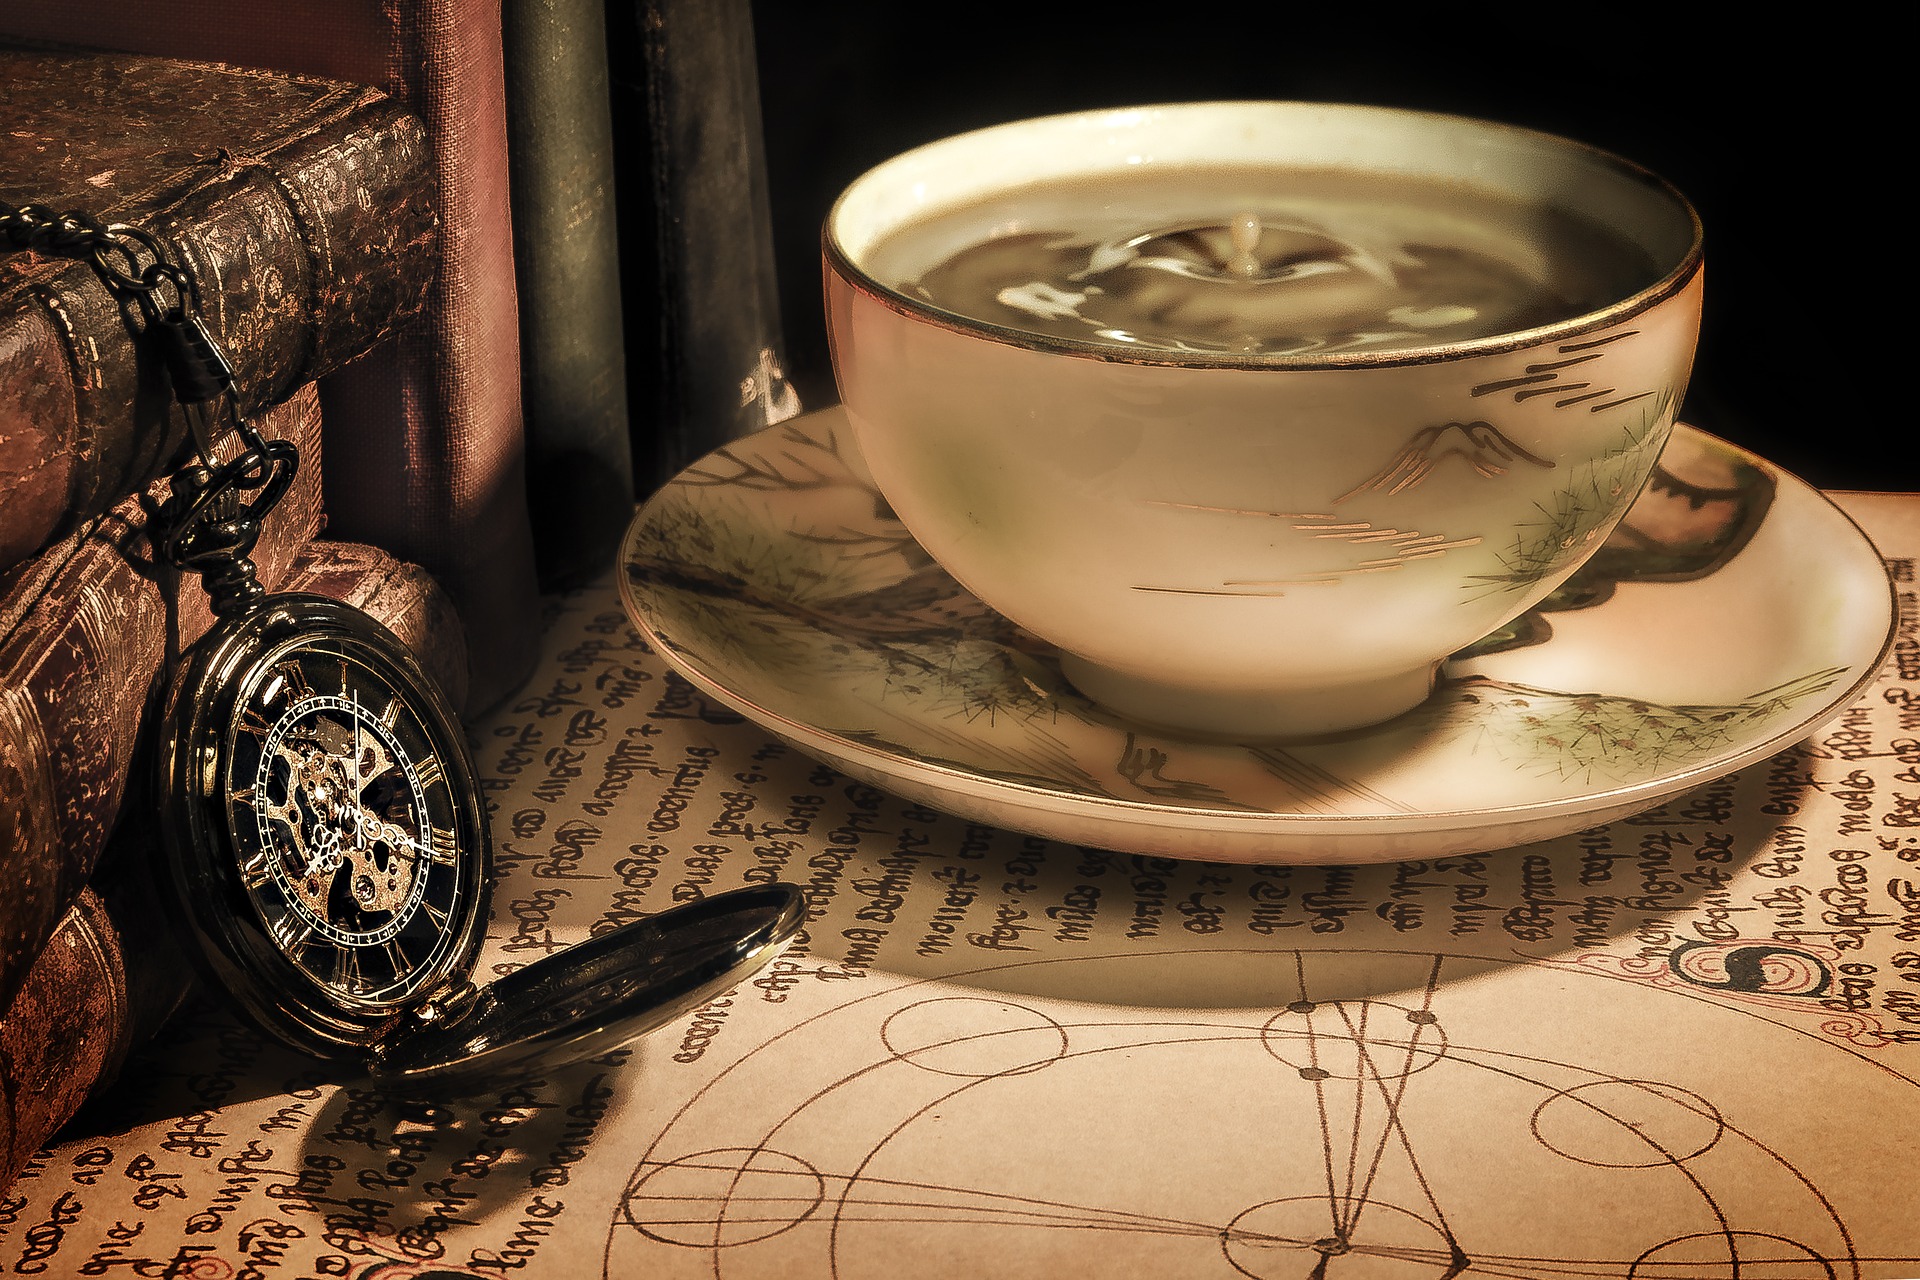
411,978,481,1028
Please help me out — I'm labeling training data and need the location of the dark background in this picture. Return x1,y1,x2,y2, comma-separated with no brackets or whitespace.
733,7,1893,494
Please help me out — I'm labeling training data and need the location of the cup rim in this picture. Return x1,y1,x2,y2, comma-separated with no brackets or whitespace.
823,99,1705,370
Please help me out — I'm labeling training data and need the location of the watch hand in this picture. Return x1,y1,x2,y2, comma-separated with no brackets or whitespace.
351,687,367,788
345,803,434,858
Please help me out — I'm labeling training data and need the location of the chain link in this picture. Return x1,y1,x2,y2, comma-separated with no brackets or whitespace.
1,198,195,310
2,196,299,616
2,197,235,403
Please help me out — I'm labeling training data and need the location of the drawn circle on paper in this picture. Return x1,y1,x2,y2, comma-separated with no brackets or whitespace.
1259,1000,1449,1081
609,947,1879,1277
1628,1230,1836,1279
1222,1196,1455,1279
1531,1079,1725,1168
879,996,1069,1078
623,1147,824,1247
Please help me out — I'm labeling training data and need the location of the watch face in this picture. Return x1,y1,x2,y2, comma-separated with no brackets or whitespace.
162,595,490,1057
230,642,461,1000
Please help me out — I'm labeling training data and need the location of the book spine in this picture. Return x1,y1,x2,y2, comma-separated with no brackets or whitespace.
0,384,325,1016
0,536,468,1193
0,65,435,576
171,94,438,406
504,0,638,591
613,0,800,493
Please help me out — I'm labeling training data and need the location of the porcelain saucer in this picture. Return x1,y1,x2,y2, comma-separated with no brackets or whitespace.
617,407,1894,864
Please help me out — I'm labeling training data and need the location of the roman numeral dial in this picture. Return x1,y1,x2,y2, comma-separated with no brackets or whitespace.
207,615,487,1023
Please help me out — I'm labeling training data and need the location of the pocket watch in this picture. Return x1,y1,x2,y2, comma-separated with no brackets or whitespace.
2,199,804,1097
155,582,803,1096
142,318,803,1101
144,383,803,1099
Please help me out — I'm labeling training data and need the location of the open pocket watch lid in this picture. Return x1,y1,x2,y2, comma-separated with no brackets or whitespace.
367,882,805,1094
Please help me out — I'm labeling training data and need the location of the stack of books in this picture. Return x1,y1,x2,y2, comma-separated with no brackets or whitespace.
0,45,485,1190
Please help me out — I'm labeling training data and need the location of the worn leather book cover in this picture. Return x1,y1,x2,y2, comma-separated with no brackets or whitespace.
0,383,325,1020
0,535,468,1194
0,45,436,579
0,883,180,1200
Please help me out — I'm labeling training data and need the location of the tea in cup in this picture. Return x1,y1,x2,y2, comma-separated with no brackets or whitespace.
823,101,1703,739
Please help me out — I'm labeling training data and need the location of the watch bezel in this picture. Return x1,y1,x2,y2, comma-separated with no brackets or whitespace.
157,593,493,1060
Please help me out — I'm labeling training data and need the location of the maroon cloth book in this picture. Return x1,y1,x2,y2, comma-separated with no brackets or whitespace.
0,385,325,1019
0,536,469,1193
0,47,437,578
0,1,545,712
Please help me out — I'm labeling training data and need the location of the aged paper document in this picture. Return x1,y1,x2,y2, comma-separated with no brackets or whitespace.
2,493,1917,1278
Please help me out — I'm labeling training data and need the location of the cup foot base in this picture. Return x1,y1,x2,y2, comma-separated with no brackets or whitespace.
1058,657,1438,741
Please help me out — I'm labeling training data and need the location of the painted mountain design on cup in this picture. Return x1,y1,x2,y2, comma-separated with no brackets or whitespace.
1130,502,1484,597
1133,389,1671,602
1337,420,1554,503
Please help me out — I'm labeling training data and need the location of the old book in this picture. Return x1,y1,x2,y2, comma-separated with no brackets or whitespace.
0,884,182,1198
611,0,801,490
0,384,325,1019
0,2,547,711
0,45,436,577
504,0,638,590
0,535,470,1193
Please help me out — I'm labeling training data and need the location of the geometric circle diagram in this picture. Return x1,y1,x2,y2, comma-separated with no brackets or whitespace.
1630,1231,1839,1279
1531,1080,1724,1168
880,997,1069,1077
622,1148,824,1248
1222,1196,1461,1279
609,948,1913,1279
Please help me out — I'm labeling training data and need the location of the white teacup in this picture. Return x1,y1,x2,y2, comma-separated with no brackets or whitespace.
824,101,1703,739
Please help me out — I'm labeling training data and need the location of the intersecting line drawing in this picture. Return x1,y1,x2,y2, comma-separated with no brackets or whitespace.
606,946,1914,1279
